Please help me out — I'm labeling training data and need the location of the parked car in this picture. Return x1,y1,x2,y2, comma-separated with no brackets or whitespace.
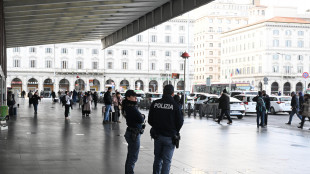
199,97,245,119
139,93,163,109
230,91,258,97
193,94,219,116
189,92,212,101
233,95,257,115
269,96,292,115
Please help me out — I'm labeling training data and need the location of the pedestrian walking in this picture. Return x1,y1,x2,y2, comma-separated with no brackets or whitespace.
299,92,304,110
112,92,122,123
253,91,266,128
82,92,92,117
7,91,15,116
286,92,302,125
51,91,56,102
73,89,77,103
148,85,183,174
31,91,41,114
262,90,270,125
298,94,310,129
122,90,145,174
58,90,61,103
28,90,33,106
64,91,71,119
103,87,112,123
78,92,83,108
21,90,25,99
216,89,232,124
93,91,98,108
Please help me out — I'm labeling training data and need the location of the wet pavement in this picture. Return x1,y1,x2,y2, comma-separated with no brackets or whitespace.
0,98,310,174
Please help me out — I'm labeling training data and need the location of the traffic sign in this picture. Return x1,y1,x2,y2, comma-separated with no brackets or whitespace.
302,72,309,79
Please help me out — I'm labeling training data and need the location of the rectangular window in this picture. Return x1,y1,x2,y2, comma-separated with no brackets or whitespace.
137,50,143,56
77,61,83,69
218,27,222,32
180,63,184,71
92,62,98,69
209,27,213,32
137,62,142,70
77,49,83,55
122,62,128,70
209,43,213,47
285,40,291,47
298,40,304,48
13,47,20,53
273,30,279,35
29,47,36,53
297,66,303,73
209,59,213,63
107,50,113,55
165,51,171,57
273,65,279,73
165,63,170,71
122,50,128,56
165,25,171,30
179,36,185,44
137,35,143,42
61,48,68,54
151,51,156,56
209,35,213,39
165,36,171,43
273,40,279,47
46,60,52,68
285,55,291,60
209,51,213,55
151,63,156,70
284,66,291,74
92,49,98,55
298,55,303,61
273,54,279,60
209,67,213,71
30,60,36,68
13,59,20,67
259,66,262,73
108,62,113,69
298,31,304,36
61,61,68,69
151,35,157,42
179,26,185,31
45,48,52,54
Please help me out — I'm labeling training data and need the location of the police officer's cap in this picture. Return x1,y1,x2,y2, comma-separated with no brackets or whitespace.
125,90,137,97
164,85,174,95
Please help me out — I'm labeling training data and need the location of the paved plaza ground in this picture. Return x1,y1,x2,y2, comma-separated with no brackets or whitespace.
0,98,310,174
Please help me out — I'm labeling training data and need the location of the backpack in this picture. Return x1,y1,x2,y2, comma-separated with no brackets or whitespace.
61,95,67,106
256,97,265,111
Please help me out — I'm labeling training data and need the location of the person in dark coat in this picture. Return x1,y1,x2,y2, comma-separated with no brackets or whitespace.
93,91,98,108
253,91,266,128
262,90,270,125
148,85,183,174
51,91,56,102
298,94,310,129
103,87,113,123
286,92,302,125
122,90,145,174
31,91,41,114
28,90,33,106
73,89,77,103
173,92,180,104
298,92,304,110
216,89,232,124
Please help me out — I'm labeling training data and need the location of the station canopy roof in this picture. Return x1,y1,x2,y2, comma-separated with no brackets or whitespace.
4,0,213,48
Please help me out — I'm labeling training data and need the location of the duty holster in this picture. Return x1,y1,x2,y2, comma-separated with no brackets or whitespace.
127,127,140,141
172,133,181,149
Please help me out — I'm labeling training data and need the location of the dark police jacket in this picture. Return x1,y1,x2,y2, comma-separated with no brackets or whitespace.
104,91,112,105
148,95,183,137
291,95,299,111
125,105,144,129
218,93,230,110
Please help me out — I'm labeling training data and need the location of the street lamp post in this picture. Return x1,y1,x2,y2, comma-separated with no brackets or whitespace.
181,52,190,115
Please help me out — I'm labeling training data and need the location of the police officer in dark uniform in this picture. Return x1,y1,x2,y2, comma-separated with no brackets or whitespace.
122,90,145,174
148,85,183,174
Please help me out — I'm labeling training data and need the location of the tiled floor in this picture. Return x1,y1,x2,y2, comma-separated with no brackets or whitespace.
0,98,310,174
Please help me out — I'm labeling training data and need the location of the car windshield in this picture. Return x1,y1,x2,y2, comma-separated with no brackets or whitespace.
231,92,241,97
136,94,144,97
280,97,291,101
189,94,196,97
